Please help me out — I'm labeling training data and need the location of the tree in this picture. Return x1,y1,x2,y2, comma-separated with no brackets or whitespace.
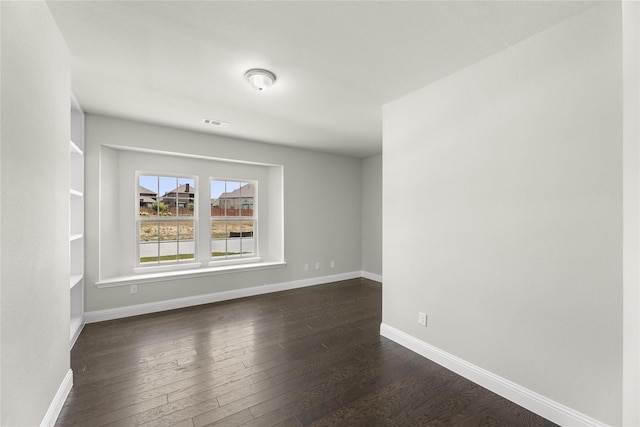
151,201,168,213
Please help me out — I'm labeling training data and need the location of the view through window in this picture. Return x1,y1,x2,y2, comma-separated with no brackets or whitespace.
138,175,196,265
210,180,256,260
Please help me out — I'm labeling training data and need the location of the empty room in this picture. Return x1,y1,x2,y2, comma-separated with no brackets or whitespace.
1,1,639,426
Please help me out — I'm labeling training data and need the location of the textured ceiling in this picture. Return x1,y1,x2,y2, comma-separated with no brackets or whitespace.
47,1,599,158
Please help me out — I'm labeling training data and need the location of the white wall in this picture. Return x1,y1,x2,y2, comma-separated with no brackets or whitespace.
361,154,382,278
0,1,3,420
623,2,640,425
85,115,363,312
383,4,622,425
0,2,71,425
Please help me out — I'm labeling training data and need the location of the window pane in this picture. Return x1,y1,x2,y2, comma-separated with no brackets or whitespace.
159,241,178,262
179,221,195,241
150,202,163,217
139,220,159,264
139,175,159,216
211,219,227,257
211,180,225,218
211,237,227,257
178,241,195,261
164,197,177,216
168,199,179,217
240,220,254,235
177,221,195,261
139,241,159,264
241,238,255,255
177,177,195,217
211,220,227,239
178,200,195,216
240,220,255,255
139,221,159,242
159,176,177,195
227,220,253,256
139,176,159,193
159,176,177,216
159,222,178,241
227,220,243,236
239,182,254,217
226,220,253,237
224,181,241,217
178,178,195,186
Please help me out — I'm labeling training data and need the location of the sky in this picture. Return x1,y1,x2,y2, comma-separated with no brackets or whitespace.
139,175,194,197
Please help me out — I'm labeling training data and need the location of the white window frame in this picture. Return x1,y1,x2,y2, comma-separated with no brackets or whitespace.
135,172,199,273
209,178,260,267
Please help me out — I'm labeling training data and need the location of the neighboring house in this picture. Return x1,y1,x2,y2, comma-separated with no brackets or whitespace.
216,183,254,210
162,183,195,208
138,185,157,208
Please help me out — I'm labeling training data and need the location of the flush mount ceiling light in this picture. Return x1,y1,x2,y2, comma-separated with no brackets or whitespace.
244,68,276,91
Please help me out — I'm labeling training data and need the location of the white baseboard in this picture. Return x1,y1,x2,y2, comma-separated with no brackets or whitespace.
40,369,73,427
361,271,383,283
379,323,608,427
85,271,362,323
69,314,85,349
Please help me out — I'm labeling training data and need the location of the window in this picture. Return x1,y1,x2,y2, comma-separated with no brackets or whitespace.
137,175,196,266
97,147,284,285
211,179,256,261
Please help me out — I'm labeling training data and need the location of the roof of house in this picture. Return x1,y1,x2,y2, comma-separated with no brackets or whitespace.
139,196,156,205
219,183,254,199
164,184,195,196
138,185,157,196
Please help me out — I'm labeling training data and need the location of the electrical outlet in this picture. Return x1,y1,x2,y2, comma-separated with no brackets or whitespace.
304,264,309,271
315,262,320,270
418,312,427,326
130,285,138,294
330,261,335,268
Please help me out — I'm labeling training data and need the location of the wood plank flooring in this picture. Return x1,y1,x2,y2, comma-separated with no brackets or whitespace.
56,278,557,426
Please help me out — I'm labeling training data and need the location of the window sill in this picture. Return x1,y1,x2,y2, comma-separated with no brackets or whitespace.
208,256,261,268
133,262,202,275
95,261,287,288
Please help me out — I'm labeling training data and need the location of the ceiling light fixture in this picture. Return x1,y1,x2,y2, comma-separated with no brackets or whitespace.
244,68,276,91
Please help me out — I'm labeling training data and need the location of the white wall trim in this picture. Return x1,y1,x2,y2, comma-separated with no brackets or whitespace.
70,314,85,349
103,143,282,168
86,271,362,323
40,369,73,427
361,271,382,283
96,261,286,288
380,323,608,427
622,2,640,425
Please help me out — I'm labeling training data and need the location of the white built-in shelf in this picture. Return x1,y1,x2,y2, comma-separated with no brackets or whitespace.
69,94,85,349
70,274,83,290
70,140,83,156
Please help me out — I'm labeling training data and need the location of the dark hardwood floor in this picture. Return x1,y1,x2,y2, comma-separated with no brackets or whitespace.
56,278,557,426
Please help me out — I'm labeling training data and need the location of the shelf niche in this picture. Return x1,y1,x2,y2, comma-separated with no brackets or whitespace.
69,95,85,348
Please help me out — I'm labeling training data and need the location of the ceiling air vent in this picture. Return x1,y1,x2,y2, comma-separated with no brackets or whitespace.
202,118,230,127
